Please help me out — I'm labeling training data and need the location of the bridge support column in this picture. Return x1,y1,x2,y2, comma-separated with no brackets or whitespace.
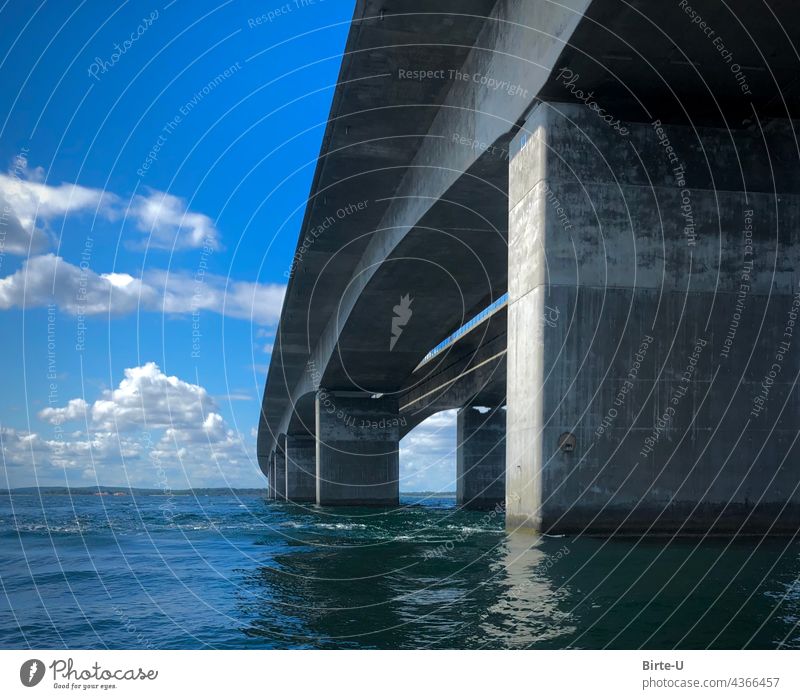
267,452,276,499
506,100,800,535
315,392,400,506
457,407,505,509
285,435,316,503
274,435,287,501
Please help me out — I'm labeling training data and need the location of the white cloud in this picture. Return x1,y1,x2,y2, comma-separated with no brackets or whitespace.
1,425,143,474
0,157,114,256
128,189,220,251
0,160,117,237
0,190,51,256
0,160,282,323
213,393,254,402
147,268,285,324
83,362,215,432
0,159,220,253
2,363,262,488
8,388,470,491
39,398,89,425
0,254,285,324
400,409,457,492
0,253,154,315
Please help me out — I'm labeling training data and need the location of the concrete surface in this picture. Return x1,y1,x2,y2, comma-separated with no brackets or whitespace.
274,435,287,502
506,100,800,534
256,1,800,535
285,435,316,503
457,406,506,509
315,393,401,506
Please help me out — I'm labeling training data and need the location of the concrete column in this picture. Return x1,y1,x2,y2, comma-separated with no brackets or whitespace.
274,435,287,501
267,452,276,499
315,391,400,506
506,100,800,534
285,435,316,503
457,407,506,509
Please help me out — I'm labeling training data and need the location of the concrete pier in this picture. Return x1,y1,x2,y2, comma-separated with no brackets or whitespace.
285,435,316,503
274,435,287,501
267,452,276,499
315,392,400,506
506,101,800,535
457,407,506,509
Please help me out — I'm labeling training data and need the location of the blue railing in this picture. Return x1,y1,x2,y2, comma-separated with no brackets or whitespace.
418,293,508,367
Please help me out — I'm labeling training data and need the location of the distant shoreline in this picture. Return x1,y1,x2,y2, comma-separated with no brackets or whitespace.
1,487,456,497
0,487,266,497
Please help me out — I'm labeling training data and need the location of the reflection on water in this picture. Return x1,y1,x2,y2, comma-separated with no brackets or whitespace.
481,531,576,647
240,498,800,649
1,494,799,649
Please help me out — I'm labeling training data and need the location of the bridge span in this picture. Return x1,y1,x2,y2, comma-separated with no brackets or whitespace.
259,0,800,534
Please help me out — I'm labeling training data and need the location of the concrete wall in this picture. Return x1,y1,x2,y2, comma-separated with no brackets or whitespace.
315,393,400,506
286,435,316,503
457,406,506,509
507,101,800,534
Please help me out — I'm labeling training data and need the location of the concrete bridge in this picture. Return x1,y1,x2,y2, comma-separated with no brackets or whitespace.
258,0,800,534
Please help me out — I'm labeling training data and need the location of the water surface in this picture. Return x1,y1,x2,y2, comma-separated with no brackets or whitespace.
1,493,798,649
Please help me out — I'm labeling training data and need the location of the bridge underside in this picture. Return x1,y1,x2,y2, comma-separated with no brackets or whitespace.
259,0,800,532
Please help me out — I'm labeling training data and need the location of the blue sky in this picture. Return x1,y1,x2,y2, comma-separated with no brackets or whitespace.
0,0,457,491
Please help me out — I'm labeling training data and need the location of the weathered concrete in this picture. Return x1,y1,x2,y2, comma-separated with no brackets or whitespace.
274,436,287,502
457,407,506,509
267,452,276,500
506,100,800,535
258,0,591,463
315,393,401,506
256,0,800,528
285,435,316,503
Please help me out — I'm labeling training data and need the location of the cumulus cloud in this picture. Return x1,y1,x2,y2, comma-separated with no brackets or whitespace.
400,409,457,492
0,157,113,256
0,159,281,323
39,398,89,425
82,362,217,432
0,159,116,221
0,158,220,253
128,189,220,251
1,425,143,475
0,254,285,324
7,373,466,490
2,363,262,488
0,190,51,256
146,267,285,324
0,253,153,315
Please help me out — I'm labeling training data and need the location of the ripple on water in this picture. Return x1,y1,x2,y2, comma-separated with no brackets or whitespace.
1,495,799,649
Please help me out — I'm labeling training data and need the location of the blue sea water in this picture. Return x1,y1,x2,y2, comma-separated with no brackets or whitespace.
1,493,799,649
